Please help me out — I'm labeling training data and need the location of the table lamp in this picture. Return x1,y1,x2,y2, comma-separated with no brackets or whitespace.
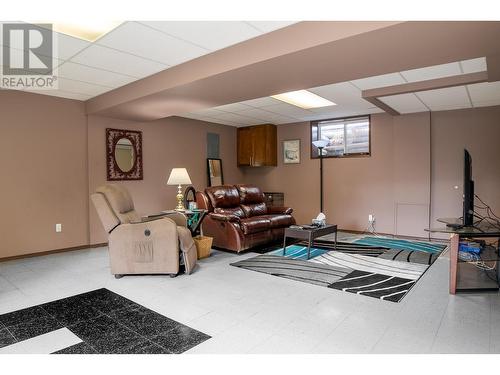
167,168,192,211
312,139,329,213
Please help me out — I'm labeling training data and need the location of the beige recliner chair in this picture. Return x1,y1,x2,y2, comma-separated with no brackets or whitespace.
91,184,198,278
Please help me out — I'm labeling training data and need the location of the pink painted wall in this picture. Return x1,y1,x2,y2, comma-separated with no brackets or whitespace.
243,107,500,238
0,91,242,258
243,113,405,234
0,91,89,258
1,88,499,259
431,106,500,229
87,115,243,244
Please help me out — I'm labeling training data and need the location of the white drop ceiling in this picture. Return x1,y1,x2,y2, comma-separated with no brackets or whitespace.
0,21,296,101
182,57,500,126
1,22,499,124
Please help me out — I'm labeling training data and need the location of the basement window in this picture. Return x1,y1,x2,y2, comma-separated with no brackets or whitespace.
310,115,371,158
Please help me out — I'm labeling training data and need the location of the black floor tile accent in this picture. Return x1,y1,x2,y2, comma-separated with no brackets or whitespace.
117,339,172,354
7,315,62,341
69,314,146,354
41,295,100,325
0,288,210,354
80,289,140,314
0,306,49,327
54,342,97,354
106,305,179,338
0,328,17,348
149,325,211,354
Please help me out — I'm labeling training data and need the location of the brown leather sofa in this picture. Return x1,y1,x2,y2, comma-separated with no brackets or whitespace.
196,184,295,252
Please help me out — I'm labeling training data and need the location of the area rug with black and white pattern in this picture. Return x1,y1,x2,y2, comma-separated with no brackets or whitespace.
230,236,447,303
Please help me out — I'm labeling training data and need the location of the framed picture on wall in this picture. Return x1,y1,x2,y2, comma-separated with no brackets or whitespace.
283,139,301,164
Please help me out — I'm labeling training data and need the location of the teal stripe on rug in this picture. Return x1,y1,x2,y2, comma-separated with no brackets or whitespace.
268,245,327,260
353,237,444,254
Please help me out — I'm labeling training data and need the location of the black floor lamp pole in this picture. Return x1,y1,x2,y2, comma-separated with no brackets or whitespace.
318,146,324,213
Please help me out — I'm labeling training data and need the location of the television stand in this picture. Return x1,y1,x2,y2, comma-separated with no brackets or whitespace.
426,223,500,294
436,217,465,230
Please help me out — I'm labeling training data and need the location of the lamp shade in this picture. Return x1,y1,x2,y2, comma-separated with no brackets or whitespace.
167,168,192,185
312,139,329,149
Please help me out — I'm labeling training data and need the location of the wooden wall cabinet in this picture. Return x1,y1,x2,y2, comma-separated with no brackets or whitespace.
237,124,277,167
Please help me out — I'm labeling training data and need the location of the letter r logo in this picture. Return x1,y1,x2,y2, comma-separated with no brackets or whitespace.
2,23,53,75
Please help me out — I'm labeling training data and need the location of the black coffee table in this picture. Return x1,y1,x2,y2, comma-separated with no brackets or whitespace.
283,224,337,259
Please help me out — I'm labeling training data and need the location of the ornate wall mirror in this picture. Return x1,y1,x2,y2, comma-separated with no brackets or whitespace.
207,158,224,186
106,128,143,180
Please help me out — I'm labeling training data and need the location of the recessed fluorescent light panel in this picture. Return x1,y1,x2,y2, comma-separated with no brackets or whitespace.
44,21,122,42
271,90,336,109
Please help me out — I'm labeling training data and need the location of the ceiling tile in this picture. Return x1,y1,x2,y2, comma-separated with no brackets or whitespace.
380,93,429,114
190,108,228,117
236,107,279,119
239,97,282,108
21,89,91,101
460,57,487,73
212,112,263,125
261,102,314,117
210,119,241,127
473,99,500,108
299,107,384,121
57,62,137,88
400,62,461,82
54,32,92,60
309,82,372,108
212,102,254,113
53,77,112,96
245,21,296,33
416,86,471,110
308,105,340,114
350,73,406,90
272,115,302,124
140,21,261,51
70,44,168,78
97,22,208,66
181,112,220,123
467,81,500,103
15,76,109,98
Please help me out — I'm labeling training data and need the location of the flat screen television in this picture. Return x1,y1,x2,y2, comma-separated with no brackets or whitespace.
463,149,474,226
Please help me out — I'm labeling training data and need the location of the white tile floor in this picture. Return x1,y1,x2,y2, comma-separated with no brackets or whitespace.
0,328,81,354
0,243,499,354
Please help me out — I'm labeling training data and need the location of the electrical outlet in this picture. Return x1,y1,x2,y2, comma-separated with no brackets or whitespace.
368,214,375,223
55,223,62,233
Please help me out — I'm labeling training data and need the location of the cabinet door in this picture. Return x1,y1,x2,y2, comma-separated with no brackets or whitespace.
251,125,268,166
237,127,253,166
253,124,277,166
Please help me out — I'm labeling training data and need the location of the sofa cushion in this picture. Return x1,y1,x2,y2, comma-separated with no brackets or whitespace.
235,184,265,204
239,217,271,234
261,214,295,228
205,185,241,208
241,202,268,217
214,206,245,218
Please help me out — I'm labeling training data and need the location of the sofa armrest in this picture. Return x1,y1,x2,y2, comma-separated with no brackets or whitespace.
130,216,165,224
209,212,241,223
267,206,293,215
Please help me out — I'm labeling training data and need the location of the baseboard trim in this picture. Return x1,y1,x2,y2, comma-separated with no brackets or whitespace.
0,243,108,263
